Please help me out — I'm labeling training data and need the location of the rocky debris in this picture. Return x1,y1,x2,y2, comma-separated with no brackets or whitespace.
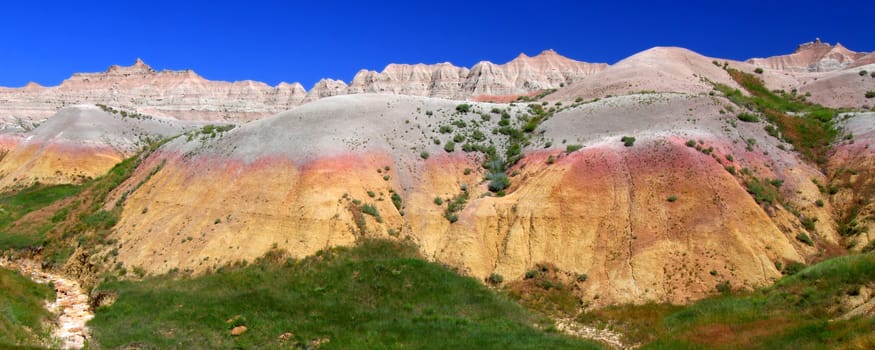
230,325,248,336
555,318,629,349
0,258,94,350
834,284,875,321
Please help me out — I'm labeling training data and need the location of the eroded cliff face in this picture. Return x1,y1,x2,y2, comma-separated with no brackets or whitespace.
0,51,605,125
0,59,308,124
99,94,835,306
746,41,869,72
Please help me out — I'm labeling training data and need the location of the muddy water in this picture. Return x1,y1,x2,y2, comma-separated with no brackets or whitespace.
0,259,93,349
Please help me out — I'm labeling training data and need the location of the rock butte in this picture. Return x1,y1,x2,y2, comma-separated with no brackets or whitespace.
0,42,873,310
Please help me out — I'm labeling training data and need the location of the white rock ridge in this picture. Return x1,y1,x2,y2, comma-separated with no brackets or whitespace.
0,51,605,124
746,39,871,72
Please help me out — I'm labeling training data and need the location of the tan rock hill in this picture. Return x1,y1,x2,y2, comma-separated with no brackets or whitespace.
746,39,870,72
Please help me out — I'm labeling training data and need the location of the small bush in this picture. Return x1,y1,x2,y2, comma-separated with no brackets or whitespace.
815,199,824,207
456,104,471,113
420,151,430,160
488,173,510,192
565,144,583,153
487,273,504,285
546,155,555,165
391,193,402,210
865,91,875,99
433,197,444,206
796,232,814,246
782,261,806,275
621,136,636,147
737,113,760,122
860,70,868,77
439,125,453,134
716,281,731,294
361,204,380,218
801,216,817,231
754,67,764,74
444,141,455,153
577,274,588,282
667,195,677,202
685,139,697,147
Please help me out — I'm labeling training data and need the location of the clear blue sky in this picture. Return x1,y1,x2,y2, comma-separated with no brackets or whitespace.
1,0,872,88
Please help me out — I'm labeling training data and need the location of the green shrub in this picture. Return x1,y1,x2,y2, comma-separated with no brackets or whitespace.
444,141,456,153
621,136,636,147
801,216,817,231
865,91,875,99
463,168,472,175
667,196,677,202
361,204,380,218
565,144,583,153
796,233,814,246
577,274,588,282
439,125,453,134
860,70,868,77
487,273,504,284
737,113,760,122
488,172,510,192
420,151,430,160
716,281,731,294
754,67,764,74
815,199,824,207
685,139,697,147
434,197,444,206
391,193,402,211
783,261,806,275
546,155,555,165
455,104,471,113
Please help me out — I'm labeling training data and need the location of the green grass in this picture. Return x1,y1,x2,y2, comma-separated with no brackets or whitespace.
0,183,83,250
0,183,82,229
0,268,55,348
88,240,600,349
575,252,875,349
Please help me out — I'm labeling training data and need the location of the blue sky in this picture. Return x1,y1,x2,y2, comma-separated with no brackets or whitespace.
1,0,872,88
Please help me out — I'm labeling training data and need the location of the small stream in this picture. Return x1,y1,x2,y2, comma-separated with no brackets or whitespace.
0,258,93,349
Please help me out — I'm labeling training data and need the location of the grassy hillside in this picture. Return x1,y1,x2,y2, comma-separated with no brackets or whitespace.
0,267,55,348
89,239,601,349
574,252,875,349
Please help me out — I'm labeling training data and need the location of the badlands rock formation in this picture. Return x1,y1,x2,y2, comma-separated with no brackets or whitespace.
348,50,606,99
747,39,871,72
106,93,835,306
1,43,873,309
0,51,605,125
0,59,309,124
